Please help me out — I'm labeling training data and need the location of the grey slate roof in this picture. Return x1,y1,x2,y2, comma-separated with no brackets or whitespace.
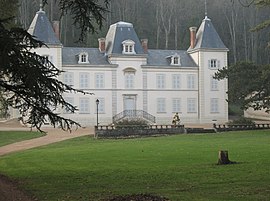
189,17,228,51
28,10,61,45
62,47,110,65
105,21,145,55
146,50,197,67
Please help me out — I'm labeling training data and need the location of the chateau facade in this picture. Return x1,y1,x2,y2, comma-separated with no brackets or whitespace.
26,8,229,126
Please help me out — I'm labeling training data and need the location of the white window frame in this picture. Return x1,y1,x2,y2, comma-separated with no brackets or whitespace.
208,59,220,69
172,98,181,113
211,98,219,113
63,72,74,86
171,54,181,65
79,73,89,89
187,98,197,113
79,98,90,114
156,74,165,89
78,52,89,64
211,76,219,91
187,74,195,89
95,73,105,89
157,98,166,113
122,40,136,54
172,74,181,89
125,73,134,89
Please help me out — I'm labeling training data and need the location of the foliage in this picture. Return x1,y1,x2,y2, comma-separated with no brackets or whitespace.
214,61,270,112
227,116,255,125
228,103,244,116
43,0,110,42
114,119,149,128
0,0,109,131
0,131,45,147
0,131,270,200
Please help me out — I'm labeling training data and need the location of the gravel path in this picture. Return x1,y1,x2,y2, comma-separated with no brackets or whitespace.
0,127,94,156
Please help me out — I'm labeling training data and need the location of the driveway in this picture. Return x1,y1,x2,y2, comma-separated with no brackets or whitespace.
0,127,94,156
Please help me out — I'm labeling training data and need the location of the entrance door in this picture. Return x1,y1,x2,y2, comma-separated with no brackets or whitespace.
124,97,136,111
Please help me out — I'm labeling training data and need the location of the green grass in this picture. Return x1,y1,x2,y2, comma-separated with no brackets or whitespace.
0,131,45,146
0,130,270,201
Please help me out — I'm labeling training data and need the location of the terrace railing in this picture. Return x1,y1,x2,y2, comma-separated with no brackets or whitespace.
112,110,156,124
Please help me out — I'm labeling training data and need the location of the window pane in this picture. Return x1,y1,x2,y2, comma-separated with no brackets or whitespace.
157,98,166,113
187,98,197,113
172,74,181,89
95,73,105,88
79,73,89,89
79,98,90,114
157,74,165,88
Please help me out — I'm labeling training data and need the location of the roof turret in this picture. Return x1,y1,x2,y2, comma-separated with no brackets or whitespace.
28,8,61,46
188,17,228,51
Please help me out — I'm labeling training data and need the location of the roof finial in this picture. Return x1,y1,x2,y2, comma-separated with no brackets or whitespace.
205,0,208,18
39,0,43,11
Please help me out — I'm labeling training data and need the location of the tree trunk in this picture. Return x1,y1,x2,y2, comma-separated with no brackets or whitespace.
217,150,233,165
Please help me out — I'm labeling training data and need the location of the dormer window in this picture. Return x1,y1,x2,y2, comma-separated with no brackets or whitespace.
122,40,136,54
168,54,181,66
78,52,89,64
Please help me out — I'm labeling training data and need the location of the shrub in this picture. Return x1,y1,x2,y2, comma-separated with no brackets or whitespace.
227,116,255,125
114,119,149,129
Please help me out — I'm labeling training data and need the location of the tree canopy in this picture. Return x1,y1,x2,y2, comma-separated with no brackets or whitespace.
215,62,270,112
0,0,109,131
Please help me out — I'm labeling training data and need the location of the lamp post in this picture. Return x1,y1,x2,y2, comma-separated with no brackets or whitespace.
96,99,99,127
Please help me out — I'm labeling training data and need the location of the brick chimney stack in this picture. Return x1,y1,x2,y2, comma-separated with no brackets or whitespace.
141,39,148,53
189,27,197,49
98,38,106,53
53,21,60,40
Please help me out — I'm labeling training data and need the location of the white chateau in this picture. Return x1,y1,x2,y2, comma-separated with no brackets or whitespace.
25,8,229,126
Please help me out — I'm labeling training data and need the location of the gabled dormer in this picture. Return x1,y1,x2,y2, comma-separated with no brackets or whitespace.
77,52,89,64
122,39,136,54
167,53,181,66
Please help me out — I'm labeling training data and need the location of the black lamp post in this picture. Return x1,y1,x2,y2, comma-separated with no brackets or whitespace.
96,99,99,127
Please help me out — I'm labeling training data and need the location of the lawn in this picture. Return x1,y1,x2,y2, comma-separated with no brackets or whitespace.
0,130,270,201
0,131,45,146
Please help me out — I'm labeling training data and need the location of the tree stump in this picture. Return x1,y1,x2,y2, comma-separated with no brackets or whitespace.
217,150,232,165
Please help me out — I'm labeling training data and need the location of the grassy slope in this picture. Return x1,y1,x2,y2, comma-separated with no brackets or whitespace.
0,131,44,147
0,131,270,201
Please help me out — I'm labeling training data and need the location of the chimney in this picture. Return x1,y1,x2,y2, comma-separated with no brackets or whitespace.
98,38,106,53
141,39,148,53
53,21,60,40
189,27,197,49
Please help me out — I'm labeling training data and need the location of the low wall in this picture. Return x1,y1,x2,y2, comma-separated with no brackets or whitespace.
214,124,270,132
95,125,186,138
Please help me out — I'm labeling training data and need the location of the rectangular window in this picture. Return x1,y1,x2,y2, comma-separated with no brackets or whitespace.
211,76,218,91
125,73,134,89
96,98,105,113
172,74,181,89
95,73,105,88
157,74,165,89
211,98,219,113
208,59,221,69
64,97,74,114
187,74,195,89
172,98,181,113
187,98,197,113
79,98,90,114
79,73,89,89
63,72,74,86
157,98,166,113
